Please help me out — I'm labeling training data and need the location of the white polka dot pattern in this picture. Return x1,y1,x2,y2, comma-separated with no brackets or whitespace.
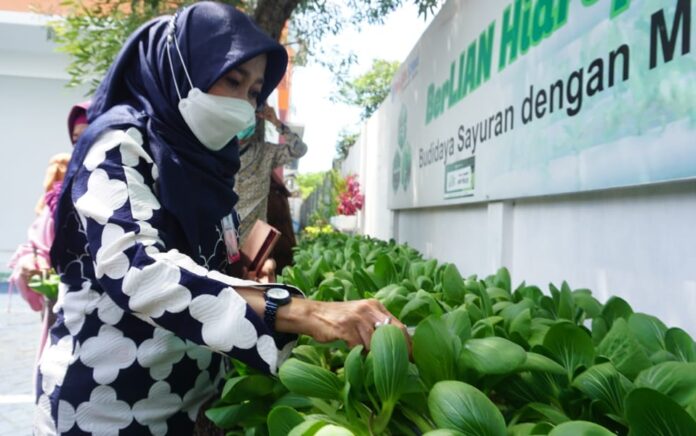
35,128,298,434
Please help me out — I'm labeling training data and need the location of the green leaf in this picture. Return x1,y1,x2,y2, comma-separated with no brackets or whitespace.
518,352,567,375
496,373,556,406
290,268,313,292
292,345,327,367
428,381,506,436
344,345,364,393
597,318,652,378
625,388,696,435
529,318,552,347
267,406,305,436
634,362,696,408
413,316,457,387
572,363,633,420
400,290,442,324
353,268,378,293
271,392,313,409
221,375,275,403
315,424,355,435
591,317,609,345
373,283,401,300
531,422,554,434
518,402,570,425
548,421,615,436
506,423,536,436
514,286,544,305
443,306,471,343
460,337,526,375
510,309,532,341
373,254,397,288
288,419,329,436
417,276,434,292
572,293,603,318
487,287,511,301
556,282,574,321
371,324,409,406
665,328,696,362
423,430,466,436
627,313,667,355
494,267,511,293
278,359,342,400
28,273,60,300
441,264,467,305
649,349,678,365
205,400,266,429
600,296,633,328
471,316,504,338
308,257,331,286
543,323,595,379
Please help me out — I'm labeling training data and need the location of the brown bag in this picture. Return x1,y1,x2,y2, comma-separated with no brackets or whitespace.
240,220,281,275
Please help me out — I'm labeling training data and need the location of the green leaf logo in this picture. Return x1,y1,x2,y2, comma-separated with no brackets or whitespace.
398,105,408,148
392,149,402,193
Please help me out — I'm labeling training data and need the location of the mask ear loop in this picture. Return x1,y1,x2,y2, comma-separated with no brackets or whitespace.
166,13,195,100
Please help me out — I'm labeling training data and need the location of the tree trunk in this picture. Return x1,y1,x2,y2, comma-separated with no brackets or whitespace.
253,0,301,39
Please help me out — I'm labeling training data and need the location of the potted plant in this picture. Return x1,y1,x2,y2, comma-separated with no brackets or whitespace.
330,174,364,232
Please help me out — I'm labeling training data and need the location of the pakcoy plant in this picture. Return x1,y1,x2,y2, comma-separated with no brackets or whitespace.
206,233,696,435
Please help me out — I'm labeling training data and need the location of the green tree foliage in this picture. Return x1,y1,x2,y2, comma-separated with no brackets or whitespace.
335,129,359,160
296,171,326,199
49,0,198,91
336,59,400,120
47,0,440,93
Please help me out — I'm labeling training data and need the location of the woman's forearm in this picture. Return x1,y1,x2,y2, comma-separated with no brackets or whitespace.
235,287,317,336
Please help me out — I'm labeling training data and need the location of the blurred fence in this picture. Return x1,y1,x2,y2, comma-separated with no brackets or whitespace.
299,172,336,229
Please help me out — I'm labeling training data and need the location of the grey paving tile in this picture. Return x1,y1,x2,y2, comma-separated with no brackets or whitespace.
0,294,42,434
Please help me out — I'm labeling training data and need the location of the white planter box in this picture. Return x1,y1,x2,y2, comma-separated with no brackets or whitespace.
330,215,358,232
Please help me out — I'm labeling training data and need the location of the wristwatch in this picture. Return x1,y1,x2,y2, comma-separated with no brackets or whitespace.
264,287,292,331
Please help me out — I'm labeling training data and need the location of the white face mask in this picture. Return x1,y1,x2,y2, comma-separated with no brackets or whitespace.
178,89,255,151
166,33,256,151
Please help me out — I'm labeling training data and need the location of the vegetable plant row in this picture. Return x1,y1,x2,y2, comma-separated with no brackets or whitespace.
207,232,696,435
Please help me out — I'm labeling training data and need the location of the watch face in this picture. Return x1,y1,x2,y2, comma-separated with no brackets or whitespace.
267,288,290,300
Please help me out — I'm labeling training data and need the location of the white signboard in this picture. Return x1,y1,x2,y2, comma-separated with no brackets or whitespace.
386,0,696,209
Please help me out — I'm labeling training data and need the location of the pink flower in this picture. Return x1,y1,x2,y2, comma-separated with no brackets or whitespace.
336,175,364,216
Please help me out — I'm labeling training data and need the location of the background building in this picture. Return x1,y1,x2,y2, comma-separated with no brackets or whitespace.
0,2,88,273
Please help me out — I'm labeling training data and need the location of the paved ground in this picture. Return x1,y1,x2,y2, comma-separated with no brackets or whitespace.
0,290,42,435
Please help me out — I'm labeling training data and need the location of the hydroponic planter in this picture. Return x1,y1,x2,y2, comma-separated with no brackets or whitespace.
330,214,358,232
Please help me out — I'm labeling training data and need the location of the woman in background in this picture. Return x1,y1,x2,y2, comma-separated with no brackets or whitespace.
8,102,89,347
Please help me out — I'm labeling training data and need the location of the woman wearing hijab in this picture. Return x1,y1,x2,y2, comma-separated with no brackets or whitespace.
38,3,406,434
66,101,90,146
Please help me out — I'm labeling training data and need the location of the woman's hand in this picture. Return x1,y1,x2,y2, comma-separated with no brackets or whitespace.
277,298,411,352
18,253,49,283
243,258,276,283
256,105,281,129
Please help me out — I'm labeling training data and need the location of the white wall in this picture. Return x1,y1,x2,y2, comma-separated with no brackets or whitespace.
342,109,396,241
0,11,88,268
509,181,696,332
370,177,696,336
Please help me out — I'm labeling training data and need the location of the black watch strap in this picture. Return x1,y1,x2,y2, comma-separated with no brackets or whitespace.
263,288,292,331
264,300,279,331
